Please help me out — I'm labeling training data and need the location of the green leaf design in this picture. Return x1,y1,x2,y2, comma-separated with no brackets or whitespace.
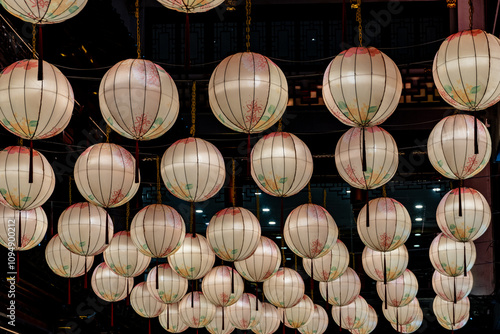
189,267,196,272
154,117,164,125
63,265,69,270
470,85,481,94
21,196,31,202
441,262,447,268
107,117,114,125
2,119,10,126
468,227,476,233
29,120,38,127
68,5,80,13
126,265,132,269
218,114,225,123
261,116,270,122
79,241,86,247
231,249,239,254
257,174,265,181
267,105,276,115
444,85,453,94
278,177,288,184
142,244,149,250
185,184,193,190
337,101,348,110
449,224,456,230
0,188,6,195
368,106,378,113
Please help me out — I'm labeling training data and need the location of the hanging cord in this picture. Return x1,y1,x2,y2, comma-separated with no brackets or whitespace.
37,24,43,80
126,201,130,231
469,0,474,30
32,23,36,58
136,0,141,58
278,118,283,132
190,81,197,137
355,0,362,47
382,185,387,197
280,198,285,266
458,180,463,217
245,0,252,52
232,159,236,207
156,156,162,204
68,176,72,206
256,192,260,221
308,182,312,204
106,124,111,143
323,188,327,208
185,13,190,68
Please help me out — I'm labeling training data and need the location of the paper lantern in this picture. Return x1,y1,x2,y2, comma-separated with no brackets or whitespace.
209,52,288,134
323,47,402,127
0,146,55,210
58,202,113,257
376,269,418,307
432,270,473,303
362,245,408,282
433,296,470,329
357,197,411,252
251,303,281,334
0,206,47,251
0,59,74,139
161,138,225,202
206,307,235,334
157,0,225,13
350,305,378,334
433,29,500,111
201,265,244,307
103,231,151,278
159,302,190,333
303,239,349,282
298,304,329,334
391,307,423,334
429,233,476,277
382,298,421,326
331,295,369,330
284,204,338,260
74,143,139,208
280,295,314,329
437,314,468,331
130,282,166,318
91,262,133,302
234,236,281,282
100,59,179,141
427,114,491,180
436,187,491,242
251,132,313,197
335,126,398,190
226,293,262,330
206,207,261,261
178,291,217,328
0,0,87,23
168,233,215,280
263,267,304,308
130,204,185,258
45,234,93,278
319,267,361,306
146,263,188,304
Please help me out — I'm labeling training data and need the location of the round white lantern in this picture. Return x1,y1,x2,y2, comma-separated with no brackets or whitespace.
362,245,408,282
91,262,133,302
376,269,418,307
157,0,225,13
206,306,235,334
146,263,188,304
201,265,244,307
103,231,151,278
234,236,281,282
382,298,421,326
45,234,93,278
130,282,166,318
319,267,361,306
0,0,87,24
159,302,190,333
432,270,473,303
280,295,314,329
168,233,216,280
303,239,349,282
433,296,470,328
298,304,329,334
178,291,217,328
263,267,304,308
429,233,476,277
331,295,369,330
251,302,280,334
0,206,47,251
226,293,262,330
391,307,423,334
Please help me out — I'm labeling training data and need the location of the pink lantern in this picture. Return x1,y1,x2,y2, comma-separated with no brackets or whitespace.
130,282,166,318
362,245,408,282
331,295,369,330
391,307,423,334
357,197,411,252
263,267,305,308
382,298,421,326
350,305,378,334
234,236,281,282
251,132,313,197
45,234,93,278
280,295,314,329
161,138,225,202
436,187,491,242
429,233,476,277
168,233,215,280
91,262,133,302
178,291,216,328
206,306,235,334
376,269,418,307
201,266,244,307
58,202,113,256
298,304,329,334
335,127,398,190
0,206,47,251
303,239,349,282
206,207,261,261
146,263,188,304
0,0,87,23
159,302,189,333
433,296,470,329
226,293,262,330
319,267,361,306
432,270,473,303
103,231,151,278
251,303,281,334
130,204,185,258
157,0,225,13
209,52,288,134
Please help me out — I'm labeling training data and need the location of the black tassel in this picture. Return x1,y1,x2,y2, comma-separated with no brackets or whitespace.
135,140,140,183
464,242,468,277
37,25,43,81
473,111,478,155
362,127,367,172
458,187,462,217
365,190,369,228
29,141,33,184
105,212,109,244
156,261,160,290
18,210,21,248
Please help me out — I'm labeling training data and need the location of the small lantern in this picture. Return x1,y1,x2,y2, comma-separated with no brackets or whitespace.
146,263,188,304
432,270,473,303
234,236,281,282
45,234,93,278
391,307,423,333
159,302,189,333
263,267,305,308
297,304,329,334
251,303,281,334
168,233,216,280
280,295,314,329
382,298,421,326
350,305,378,334
226,293,262,330
429,233,476,277
179,291,217,328
362,245,408,282
303,239,349,282
103,231,151,278
0,0,87,23
331,295,370,330
157,0,225,13
319,267,361,306
130,282,166,318
201,265,244,307
91,262,133,302
376,269,418,307
433,296,470,329
0,206,47,251
206,306,235,334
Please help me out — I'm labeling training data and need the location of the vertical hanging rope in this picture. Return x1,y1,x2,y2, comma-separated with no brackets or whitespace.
68,176,72,206
458,184,463,217
280,198,285,266
106,124,111,143
17,210,21,248
50,201,54,236
191,280,195,307
463,242,468,277
156,259,160,290
383,253,388,309
355,0,362,47
190,202,195,235
156,156,162,204
29,140,33,183
473,111,478,154
308,182,312,204
16,251,20,282
342,0,346,46
126,279,130,305
37,24,43,80
232,159,236,207
135,0,141,59
245,0,251,52
231,262,235,294
126,201,131,231
469,0,474,30
453,276,457,304
247,134,251,176
111,302,114,327
382,185,387,197
323,189,327,208
68,279,71,305
166,304,170,330
135,140,140,184
148,318,151,334
365,189,369,228
185,13,190,68
84,256,87,289
278,118,283,132
222,306,225,330
361,127,367,172
310,260,314,301
190,82,197,137
256,192,260,221
255,283,259,311
325,284,329,312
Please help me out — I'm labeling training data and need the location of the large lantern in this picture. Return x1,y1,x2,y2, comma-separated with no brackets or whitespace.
0,146,55,210
58,202,113,257
251,132,313,197
91,262,133,302
168,233,215,280
157,0,225,13
319,267,361,306
361,245,408,282
331,295,369,330
376,269,418,307
178,291,216,328
437,316,468,331
298,304,329,334
206,307,235,334
103,231,151,278
161,138,225,202
226,293,262,330
427,114,491,180
280,295,314,329
323,47,402,127
263,267,305,308
45,234,93,278
433,29,500,111
382,298,421,326
209,52,288,134
432,270,473,303
146,263,188,304
74,143,139,208
130,282,166,318
357,197,411,252
303,239,349,282
436,187,491,242
0,0,87,23
433,296,470,329
130,204,185,258
350,305,378,334
206,207,261,261
251,303,281,334
0,206,47,251
234,236,281,282
391,307,423,334
201,265,244,307
159,302,190,333
335,126,398,190
429,233,476,277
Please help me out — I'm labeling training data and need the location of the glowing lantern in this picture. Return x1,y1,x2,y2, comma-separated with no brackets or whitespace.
391,307,423,334
0,0,87,23
161,138,225,202
382,298,421,326
350,305,378,334
251,303,281,334
159,302,190,333
376,269,418,307
319,267,361,306
335,126,398,190
298,304,329,334
429,233,476,277
206,307,235,334
303,239,349,282
146,263,188,304
357,197,411,252
179,291,216,328
168,233,215,280
0,206,46,251
58,202,113,257
437,316,468,331
130,204,185,258
206,207,261,261
362,245,408,282
280,295,314,329
263,267,305,308
226,293,262,330
103,231,151,278
234,236,281,282
432,270,473,303
436,187,491,242
209,52,288,134
74,143,139,208
45,234,93,278
201,265,244,307
427,114,491,180
251,132,313,197
130,282,166,318
433,296,470,329
331,295,369,330
157,0,225,13
433,30,500,111
0,146,55,210
91,262,133,302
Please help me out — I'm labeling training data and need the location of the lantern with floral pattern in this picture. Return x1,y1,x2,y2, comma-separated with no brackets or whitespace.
91,262,133,302
146,263,188,304
0,205,47,251
251,303,281,334
103,231,151,278
178,291,217,328
429,233,476,277
376,269,418,307
319,267,361,306
206,306,235,334
263,267,305,308
391,307,423,334
130,282,166,318
331,295,369,330
382,298,421,326
350,305,378,334
0,0,87,23
168,233,215,280
298,304,329,334
45,234,93,278
433,296,470,329
159,302,190,333
362,245,408,282
432,270,473,303
303,239,349,282
234,236,281,282
201,265,244,307
157,0,225,13
280,295,314,329
226,293,262,330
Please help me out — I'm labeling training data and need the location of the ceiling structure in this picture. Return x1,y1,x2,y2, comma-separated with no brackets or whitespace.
0,0,499,333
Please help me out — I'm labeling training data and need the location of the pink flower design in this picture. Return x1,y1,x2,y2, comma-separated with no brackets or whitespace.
2,60,38,75
242,53,269,72
310,239,324,257
216,207,240,217
219,292,230,304
133,60,160,87
446,29,483,42
379,232,392,249
244,100,264,125
321,270,330,281
239,319,250,328
109,189,126,206
265,132,290,139
374,268,384,279
132,114,152,135
341,47,381,58
275,269,285,277
463,155,480,176
29,0,49,8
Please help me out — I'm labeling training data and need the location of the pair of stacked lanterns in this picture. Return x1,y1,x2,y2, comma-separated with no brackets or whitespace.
0,0,498,334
